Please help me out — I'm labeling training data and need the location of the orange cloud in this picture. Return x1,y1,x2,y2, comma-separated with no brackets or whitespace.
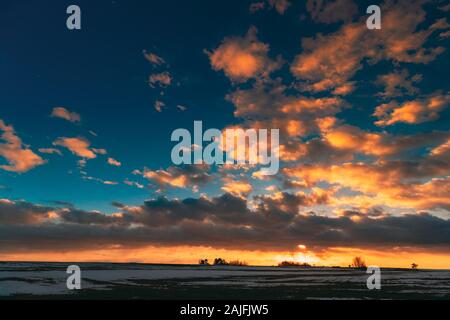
221,178,253,196
38,148,62,156
284,160,450,210
0,119,45,173
149,71,172,88
324,125,397,156
430,139,450,156
332,82,355,95
143,50,165,66
154,100,165,112
292,1,445,92
376,69,422,98
51,107,81,123
53,137,100,159
138,164,212,192
280,96,344,115
107,157,121,167
208,27,280,82
81,173,119,186
226,80,345,139
124,179,144,189
374,93,450,126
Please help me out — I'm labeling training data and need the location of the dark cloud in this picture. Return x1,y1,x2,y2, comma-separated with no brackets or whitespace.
0,195,449,253
48,200,74,208
0,200,54,225
60,209,124,225
306,0,358,24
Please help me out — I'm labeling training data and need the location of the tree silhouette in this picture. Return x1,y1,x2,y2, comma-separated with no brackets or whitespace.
351,256,367,269
213,258,228,265
228,260,248,266
278,261,312,267
198,259,210,265
411,263,418,270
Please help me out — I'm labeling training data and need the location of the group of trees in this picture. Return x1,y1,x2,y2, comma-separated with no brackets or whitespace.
278,261,312,267
198,258,248,266
349,257,419,270
199,256,419,269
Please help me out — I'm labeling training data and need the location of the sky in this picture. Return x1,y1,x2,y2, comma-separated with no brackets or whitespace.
0,0,449,268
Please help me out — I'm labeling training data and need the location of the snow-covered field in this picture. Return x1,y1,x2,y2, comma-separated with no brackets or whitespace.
1,262,449,299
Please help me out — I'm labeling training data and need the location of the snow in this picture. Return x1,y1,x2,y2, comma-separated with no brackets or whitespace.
0,262,449,298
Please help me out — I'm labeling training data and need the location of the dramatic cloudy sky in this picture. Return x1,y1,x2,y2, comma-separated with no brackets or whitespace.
0,0,449,268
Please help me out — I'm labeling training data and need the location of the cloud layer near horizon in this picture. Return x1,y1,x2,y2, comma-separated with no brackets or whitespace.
0,195,449,254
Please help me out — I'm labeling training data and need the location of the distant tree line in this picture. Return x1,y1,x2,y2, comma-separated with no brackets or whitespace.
199,258,248,266
278,261,312,267
199,256,420,270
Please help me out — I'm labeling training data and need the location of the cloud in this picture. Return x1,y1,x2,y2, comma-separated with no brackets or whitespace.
81,173,119,186
143,50,166,66
439,3,450,11
268,0,290,14
61,209,123,225
291,0,445,92
207,27,281,82
92,148,107,155
51,107,81,123
279,137,352,163
430,138,450,156
221,178,253,196
154,100,165,112
124,179,145,189
0,119,46,173
149,72,172,88
376,69,422,98
306,0,358,24
107,158,121,167
283,154,450,210
53,137,104,159
227,79,346,123
0,199,57,225
249,2,265,13
276,120,447,164
323,125,448,157
0,195,449,253
38,148,62,156
331,82,355,95
374,93,450,126
249,0,290,14
440,30,450,39
224,79,347,161
136,164,212,192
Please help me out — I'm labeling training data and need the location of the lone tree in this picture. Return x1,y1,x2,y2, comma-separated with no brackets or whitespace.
351,256,367,269
198,259,210,265
411,263,418,270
